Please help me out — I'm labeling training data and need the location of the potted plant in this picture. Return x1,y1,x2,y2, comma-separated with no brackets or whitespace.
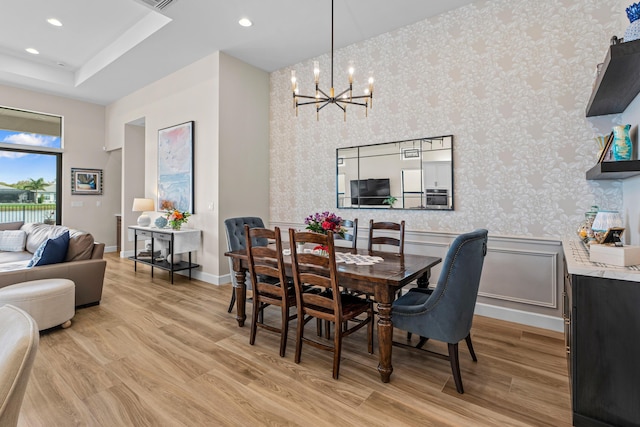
383,196,397,208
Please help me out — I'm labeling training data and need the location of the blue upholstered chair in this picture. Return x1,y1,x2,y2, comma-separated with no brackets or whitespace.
224,217,268,313
392,229,488,394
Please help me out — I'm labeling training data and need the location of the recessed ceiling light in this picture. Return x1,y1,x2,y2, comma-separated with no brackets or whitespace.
238,18,252,27
47,18,62,27
25,48,39,55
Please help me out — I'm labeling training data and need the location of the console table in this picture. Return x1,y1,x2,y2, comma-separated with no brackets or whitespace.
128,226,201,284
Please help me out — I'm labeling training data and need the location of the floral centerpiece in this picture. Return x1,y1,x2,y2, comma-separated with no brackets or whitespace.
304,211,345,238
166,209,191,230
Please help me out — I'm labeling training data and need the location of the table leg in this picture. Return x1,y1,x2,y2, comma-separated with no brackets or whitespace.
234,270,247,327
377,300,393,383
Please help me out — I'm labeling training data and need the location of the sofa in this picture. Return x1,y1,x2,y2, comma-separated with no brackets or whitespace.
0,222,106,307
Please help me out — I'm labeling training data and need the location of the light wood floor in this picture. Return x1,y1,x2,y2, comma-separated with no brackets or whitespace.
19,253,572,426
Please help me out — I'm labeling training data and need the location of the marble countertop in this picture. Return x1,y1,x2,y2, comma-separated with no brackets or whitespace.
562,239,640,283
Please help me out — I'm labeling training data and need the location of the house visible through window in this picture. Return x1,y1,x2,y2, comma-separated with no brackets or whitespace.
0,106,62,224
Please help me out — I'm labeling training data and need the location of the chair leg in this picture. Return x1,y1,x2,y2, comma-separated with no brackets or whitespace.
227,289,236,313
324,320,331,339
249,300,260,346
279,304,289,357
333,321,342,380
465,334,477,362
448,342,464,394
416,337,429,349
295,309,304,364
316,318,322,336
367,306,374,354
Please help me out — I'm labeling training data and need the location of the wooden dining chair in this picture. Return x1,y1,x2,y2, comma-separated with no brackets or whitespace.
289,229,373,379
334,218,358,250
244,225,296,357
368,220,405,255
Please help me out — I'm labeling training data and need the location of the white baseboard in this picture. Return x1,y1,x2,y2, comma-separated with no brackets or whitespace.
104,245,117,253
475,302,563,332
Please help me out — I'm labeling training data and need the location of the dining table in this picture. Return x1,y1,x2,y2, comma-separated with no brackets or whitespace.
225,245,442,382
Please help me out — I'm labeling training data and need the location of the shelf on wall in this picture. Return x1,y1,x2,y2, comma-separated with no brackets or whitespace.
586,39,640,117
586,160,640,180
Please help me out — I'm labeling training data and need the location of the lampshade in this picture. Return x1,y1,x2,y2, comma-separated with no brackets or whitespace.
591,210,623,232
132,198,154,212
132,198,154,227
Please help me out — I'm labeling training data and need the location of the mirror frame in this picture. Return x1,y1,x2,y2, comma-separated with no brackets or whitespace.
336,135,454,211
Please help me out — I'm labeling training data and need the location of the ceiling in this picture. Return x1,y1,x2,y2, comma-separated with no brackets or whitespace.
0,0,477,106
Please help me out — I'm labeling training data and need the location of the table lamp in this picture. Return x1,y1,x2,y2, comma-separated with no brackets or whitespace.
132,198,154,227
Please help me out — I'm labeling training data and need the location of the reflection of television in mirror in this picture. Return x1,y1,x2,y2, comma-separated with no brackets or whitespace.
350,178,391,205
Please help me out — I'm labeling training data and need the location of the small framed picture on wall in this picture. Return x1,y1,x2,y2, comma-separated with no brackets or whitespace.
71,168,103,195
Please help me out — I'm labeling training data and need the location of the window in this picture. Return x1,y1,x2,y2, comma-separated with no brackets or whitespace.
0,106,62,224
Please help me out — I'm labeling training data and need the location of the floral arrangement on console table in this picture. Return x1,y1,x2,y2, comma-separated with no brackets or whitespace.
166,209,191,230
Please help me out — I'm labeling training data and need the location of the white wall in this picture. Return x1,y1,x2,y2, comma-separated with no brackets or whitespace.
0,84,119,246
106,52,270,281
218,52,270,274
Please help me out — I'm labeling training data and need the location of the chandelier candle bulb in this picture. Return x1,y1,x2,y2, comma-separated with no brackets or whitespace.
314,61,320,83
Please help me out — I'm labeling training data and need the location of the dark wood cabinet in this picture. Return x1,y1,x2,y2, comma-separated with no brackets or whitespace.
565,272,640,426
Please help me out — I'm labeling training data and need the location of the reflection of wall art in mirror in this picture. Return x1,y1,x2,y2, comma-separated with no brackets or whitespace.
402,148,420,159
71,168,103,195
336,136,453,210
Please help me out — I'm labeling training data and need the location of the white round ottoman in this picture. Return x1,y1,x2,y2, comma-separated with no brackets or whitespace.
0,279,75,331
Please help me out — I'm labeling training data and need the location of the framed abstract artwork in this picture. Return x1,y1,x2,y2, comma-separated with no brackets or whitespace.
71,168,103,195
157,121,194,213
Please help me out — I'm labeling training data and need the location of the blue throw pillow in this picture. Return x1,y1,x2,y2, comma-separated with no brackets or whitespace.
27,231,70,267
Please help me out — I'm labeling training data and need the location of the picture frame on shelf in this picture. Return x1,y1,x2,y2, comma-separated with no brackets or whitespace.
597,132,614,163
71,168,103,195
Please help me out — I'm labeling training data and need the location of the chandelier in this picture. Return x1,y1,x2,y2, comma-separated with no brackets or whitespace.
290,0,373,121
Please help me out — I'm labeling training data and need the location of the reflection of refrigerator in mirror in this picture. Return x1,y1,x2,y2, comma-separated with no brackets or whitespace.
401,169,423,209
337,174,346,207
423,161,452,209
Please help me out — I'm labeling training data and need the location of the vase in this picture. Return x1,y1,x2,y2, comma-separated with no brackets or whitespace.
171,223,181,231
155,216,168,228
625,3,640,42
612,124,632,161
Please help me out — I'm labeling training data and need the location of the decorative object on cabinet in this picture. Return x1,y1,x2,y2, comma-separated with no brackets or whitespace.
625,3,640,43
591,210,623,243
71,168,103,195
157,121,194,214
576,205,598,243
132,198,154,227
586,39,640,116
612,124,632,161
590,243,640,266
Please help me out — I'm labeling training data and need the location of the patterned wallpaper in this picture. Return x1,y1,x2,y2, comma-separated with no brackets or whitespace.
269,0,625,238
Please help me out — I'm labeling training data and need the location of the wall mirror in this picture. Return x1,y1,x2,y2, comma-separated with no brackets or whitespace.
337,135,453,210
